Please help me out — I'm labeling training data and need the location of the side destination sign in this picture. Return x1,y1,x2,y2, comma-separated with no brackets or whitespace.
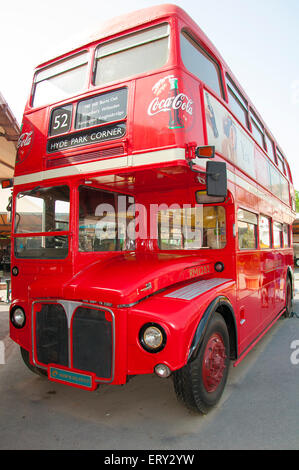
47,123,126,153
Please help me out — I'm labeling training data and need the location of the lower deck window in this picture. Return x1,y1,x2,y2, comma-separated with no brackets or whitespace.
259,215,271,249
158,205,226,250
238,209,257,250
79,186,135,252
273,222,283,248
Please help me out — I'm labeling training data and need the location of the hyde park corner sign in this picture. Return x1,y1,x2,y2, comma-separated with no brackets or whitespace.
47,88,127,153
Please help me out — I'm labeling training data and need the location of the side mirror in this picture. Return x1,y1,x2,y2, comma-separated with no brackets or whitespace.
206,161,227,198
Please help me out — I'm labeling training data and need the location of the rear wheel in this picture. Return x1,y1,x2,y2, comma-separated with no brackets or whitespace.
20,347,47,377
284,278,293,318
173,312,230,414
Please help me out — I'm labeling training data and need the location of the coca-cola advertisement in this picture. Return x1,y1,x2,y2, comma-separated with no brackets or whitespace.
147,75,194,130
16,121,34,164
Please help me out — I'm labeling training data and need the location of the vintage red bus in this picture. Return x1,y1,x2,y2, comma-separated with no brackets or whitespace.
8,4,295,413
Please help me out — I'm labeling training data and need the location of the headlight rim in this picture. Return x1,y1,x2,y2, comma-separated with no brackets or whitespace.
10,306,26,329
139,322,167,353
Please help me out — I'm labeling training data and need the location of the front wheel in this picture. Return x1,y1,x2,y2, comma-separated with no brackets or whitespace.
173,312,230,414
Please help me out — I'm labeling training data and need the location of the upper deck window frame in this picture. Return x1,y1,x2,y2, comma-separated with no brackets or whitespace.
226,74,249,129
180,30,224,99
250,108,265,150
93,23,170,87
276,147,286,175
264,132,276,163
31,51,90,108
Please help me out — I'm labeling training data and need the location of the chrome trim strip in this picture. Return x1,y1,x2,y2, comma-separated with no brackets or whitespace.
164,278,232,300
31,299,115,384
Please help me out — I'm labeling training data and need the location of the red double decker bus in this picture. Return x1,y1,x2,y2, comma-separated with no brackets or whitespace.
9,4,295,413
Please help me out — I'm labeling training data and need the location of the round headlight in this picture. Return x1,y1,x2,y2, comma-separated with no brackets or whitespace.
139,323,166,353
11,307,26,328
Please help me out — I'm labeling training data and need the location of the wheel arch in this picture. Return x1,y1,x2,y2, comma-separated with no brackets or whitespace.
187,295,238,363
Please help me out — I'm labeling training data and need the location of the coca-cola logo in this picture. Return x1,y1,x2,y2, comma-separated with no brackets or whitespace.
16,123,34,164
148,93,193,116
17,131,33,149
147,75,193,130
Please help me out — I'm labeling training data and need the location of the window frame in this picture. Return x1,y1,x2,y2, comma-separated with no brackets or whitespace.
226,74,249,129
14,185,71,235
14,184,71,260
259,214,272,249
78,185,135,253
32,51,89,108
264,132,276,163
237,208,258,250
276,148,286,175
157,203,227,251
93,23,170,87
283,224,290,248
273,221,283,249
250,109,265,150
180,30,225,99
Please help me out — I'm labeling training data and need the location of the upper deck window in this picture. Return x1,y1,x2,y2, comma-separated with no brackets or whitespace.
32,52,89,108
94,23,170,86
276,148,286,174
250,110,265,149
180,32,223,97
226,75,249,129
265,133,276,163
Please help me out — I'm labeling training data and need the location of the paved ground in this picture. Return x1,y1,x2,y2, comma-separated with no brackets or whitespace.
0,280,298,450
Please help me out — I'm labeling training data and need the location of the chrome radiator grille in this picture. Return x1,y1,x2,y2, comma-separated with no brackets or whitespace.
34,301,114,381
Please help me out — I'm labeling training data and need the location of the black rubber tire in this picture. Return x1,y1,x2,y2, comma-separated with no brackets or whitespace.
173,312,230,414
20,347,47,377
284,278,293,318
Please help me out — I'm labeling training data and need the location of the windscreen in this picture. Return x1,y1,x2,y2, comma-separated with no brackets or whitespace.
14,185,70,259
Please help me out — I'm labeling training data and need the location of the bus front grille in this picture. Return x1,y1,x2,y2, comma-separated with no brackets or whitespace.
34,302,113,380
72,307,112,379
35,303,69,367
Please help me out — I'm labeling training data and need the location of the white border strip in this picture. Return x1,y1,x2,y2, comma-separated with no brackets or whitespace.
13,148,186,186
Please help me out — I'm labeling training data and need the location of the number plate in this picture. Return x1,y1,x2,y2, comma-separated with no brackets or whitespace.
48,366,96,390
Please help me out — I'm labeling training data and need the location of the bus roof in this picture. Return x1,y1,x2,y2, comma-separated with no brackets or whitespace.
36,4,218,69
